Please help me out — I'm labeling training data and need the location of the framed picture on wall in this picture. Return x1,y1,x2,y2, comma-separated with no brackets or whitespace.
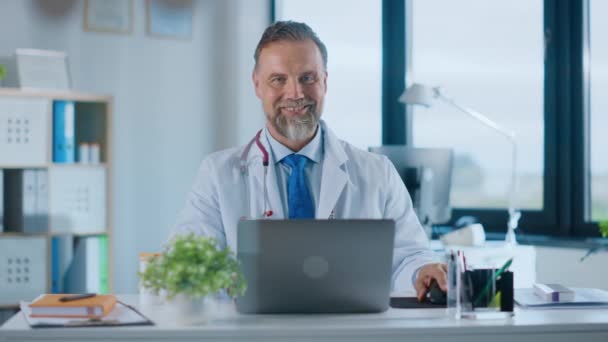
146,0,193,40
84,0,133,34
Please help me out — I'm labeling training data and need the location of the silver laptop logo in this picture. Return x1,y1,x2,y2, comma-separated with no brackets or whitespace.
302,256,329,279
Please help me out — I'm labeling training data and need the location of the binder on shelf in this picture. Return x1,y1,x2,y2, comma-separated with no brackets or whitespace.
36,169,49,228
50,235,73,293
1,169,4,232
99,235,109,294
3,169,47,233
53,100,75,163
65,235,108,294
86,235,100,294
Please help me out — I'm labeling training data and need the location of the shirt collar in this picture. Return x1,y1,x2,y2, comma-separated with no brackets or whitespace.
264,124,323,164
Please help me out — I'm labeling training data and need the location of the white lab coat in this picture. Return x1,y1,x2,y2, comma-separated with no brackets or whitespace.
172,120,438,291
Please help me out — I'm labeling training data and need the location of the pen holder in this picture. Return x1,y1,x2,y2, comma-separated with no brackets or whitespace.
446,252,514,319
464,269,514,312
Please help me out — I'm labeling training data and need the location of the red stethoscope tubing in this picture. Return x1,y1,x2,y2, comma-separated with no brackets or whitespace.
240,129,273,217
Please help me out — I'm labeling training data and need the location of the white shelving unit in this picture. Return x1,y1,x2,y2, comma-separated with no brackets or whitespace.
0,88,113,308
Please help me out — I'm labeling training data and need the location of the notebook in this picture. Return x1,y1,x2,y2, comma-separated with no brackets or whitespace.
20,299,154,328
29,294,116,318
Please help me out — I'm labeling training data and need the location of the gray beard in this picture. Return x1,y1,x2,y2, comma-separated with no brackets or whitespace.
273,110,319,141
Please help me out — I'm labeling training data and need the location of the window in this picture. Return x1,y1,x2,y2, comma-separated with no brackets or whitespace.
275,0,382,150
408,0,544,210
590,0,608,221
271,0,601,236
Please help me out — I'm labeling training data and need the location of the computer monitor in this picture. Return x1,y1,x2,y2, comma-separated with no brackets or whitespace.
368,146,453,225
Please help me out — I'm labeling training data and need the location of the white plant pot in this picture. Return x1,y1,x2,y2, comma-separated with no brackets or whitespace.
168,294,217,325
138,287,163,308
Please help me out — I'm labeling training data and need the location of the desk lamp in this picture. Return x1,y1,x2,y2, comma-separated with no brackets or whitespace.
399,83,521,245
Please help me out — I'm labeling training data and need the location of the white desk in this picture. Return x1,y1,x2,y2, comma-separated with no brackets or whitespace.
2,295,608,342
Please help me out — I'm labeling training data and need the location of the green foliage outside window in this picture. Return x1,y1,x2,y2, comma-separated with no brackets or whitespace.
599,221,608,238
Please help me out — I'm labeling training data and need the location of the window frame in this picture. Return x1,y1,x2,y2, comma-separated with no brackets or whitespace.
397,0,599,238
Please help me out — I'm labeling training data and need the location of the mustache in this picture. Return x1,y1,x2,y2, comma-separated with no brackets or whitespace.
276,99,315,108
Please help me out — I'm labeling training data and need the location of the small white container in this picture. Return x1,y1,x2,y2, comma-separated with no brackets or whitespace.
90,143,100,164
139,253,163,307
78,143,90,164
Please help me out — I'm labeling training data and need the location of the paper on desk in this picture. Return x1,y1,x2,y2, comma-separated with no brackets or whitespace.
20,300,153,327
515,288,608,309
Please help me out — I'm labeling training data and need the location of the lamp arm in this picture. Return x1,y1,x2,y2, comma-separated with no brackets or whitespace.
435,92,514,140
435,90,521,241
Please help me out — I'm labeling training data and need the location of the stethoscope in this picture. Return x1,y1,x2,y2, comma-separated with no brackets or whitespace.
240,129,274,218
239,128,337,220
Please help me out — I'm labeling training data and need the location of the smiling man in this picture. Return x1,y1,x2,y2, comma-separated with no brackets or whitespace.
173,21,446,299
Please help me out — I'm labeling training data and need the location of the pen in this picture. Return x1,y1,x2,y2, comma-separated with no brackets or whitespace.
59,293,97,302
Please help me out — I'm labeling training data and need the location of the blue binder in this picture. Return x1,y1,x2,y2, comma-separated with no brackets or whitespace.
50,235,73,293
53,101,75,163
50,237,60,293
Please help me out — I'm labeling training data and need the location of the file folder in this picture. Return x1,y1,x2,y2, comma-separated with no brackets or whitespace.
50,235,73,293
53,100,75,163
1,169,4,232
3,169,47,233
65,236,109,294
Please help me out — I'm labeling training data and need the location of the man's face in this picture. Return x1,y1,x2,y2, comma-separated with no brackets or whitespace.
253,39,327,142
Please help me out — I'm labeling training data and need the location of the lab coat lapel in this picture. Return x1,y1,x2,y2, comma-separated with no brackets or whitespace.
317,121,348,219
248,131,285,219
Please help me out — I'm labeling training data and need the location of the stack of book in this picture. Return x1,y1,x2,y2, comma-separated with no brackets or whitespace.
21,294,153,327
29,294,116,319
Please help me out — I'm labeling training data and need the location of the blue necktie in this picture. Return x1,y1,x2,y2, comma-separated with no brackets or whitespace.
281,154,315,219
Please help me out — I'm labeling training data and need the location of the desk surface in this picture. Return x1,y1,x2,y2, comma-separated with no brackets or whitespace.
2,295,608,342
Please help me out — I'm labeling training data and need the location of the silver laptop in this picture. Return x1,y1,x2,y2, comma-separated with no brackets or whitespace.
235,219,395,314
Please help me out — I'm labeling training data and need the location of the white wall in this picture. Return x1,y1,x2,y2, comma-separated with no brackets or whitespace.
536,247,608,291
0,0,267,293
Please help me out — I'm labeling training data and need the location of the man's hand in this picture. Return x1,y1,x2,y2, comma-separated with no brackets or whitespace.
415,263,448,302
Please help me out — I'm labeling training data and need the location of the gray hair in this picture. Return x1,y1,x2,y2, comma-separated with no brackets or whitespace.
254,21,328,70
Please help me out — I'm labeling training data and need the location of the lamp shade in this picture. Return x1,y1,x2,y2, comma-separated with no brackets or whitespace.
398,83,435,107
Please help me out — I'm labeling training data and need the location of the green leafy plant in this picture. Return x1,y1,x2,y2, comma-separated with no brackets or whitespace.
0,65,6,81
580,220,608,261
600,220,608,238
138,233,246,300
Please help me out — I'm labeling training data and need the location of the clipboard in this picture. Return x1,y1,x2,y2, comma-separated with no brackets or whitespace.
20,300,154,328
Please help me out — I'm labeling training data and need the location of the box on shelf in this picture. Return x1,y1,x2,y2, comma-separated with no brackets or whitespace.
0,97,49,166
49,166,106,234
0,49,71,90
0,236,48,306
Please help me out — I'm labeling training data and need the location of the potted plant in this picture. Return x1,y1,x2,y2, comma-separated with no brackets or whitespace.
580,220,608,261
138,233,246,324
